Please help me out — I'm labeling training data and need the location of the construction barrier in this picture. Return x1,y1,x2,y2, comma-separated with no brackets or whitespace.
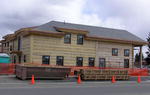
0,63,15,74
62,66,149,77
0,63,148,77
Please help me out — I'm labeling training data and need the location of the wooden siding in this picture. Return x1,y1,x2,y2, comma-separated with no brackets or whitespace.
96,41,133,68
31,34,96,66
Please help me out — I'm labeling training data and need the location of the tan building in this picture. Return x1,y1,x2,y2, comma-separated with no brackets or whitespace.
0,44,2,53
0,21,147,68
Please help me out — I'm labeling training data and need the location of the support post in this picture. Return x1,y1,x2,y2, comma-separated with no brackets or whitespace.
132,45,134,69
140,46,143,68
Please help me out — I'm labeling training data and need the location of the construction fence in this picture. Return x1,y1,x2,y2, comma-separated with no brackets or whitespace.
0,63,149,76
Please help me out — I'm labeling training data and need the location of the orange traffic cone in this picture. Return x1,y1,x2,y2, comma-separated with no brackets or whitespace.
112,76,116,83
31,75,35,85
77,75,81,84
137,76,141,83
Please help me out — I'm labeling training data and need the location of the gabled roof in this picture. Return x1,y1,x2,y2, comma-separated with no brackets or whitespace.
32,21,146,44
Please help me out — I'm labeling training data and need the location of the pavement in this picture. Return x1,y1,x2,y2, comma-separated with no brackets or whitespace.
0,75,150,95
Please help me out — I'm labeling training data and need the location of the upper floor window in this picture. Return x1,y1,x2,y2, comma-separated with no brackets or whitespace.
77,34,84,45
112,48,118,56
124,49,130,56
7,42,9,47
18,36,21,51
64,34,71,44
10,45,13,51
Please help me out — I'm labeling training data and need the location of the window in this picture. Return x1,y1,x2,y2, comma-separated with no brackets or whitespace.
76,57,83,66
13,56,16,63
56,56,64,66
64,34,71,44
18,55,21,63
10,45,13,51
77,34,84,45
7,42,9,47
124,49,130,56
112,48,118,56
89,57,95,67
4,43,6,47
99,58,106,68
24,55,26,63
42,56,50,65
18,36,21,51
124,59,129,68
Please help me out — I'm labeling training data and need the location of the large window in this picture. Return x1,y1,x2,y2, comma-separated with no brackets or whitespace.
77,34,84,45
89,57,95,67
76,57,83,66
56,56,64,66
42,56,50,65
124,59,129,68
124,49,130,56
64,34,71,44
112,48,118,56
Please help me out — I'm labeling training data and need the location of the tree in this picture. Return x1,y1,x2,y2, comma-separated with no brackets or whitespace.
135,53,144,63
145,33,150,65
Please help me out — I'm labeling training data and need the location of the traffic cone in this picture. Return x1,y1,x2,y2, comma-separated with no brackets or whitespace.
31,75,35,85
77,75,81,84
112,76,116,83
137,76,141,83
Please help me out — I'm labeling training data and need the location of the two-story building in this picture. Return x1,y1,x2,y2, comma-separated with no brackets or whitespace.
0,21,147,68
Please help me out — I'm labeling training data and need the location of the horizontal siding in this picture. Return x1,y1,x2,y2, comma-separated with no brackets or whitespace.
31,34,96,66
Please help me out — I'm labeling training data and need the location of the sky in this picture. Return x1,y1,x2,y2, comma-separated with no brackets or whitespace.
0,0,149,55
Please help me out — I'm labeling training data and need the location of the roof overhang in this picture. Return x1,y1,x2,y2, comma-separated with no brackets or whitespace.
85,36,148,46
2,27,147,46
10,51,22,55
24,30,65,38
54,27,89,35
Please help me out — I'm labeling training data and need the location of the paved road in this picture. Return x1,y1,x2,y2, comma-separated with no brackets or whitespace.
0,75,150,95
0,83,150,95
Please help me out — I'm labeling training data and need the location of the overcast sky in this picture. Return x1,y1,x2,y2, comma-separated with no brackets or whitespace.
0,0,149,55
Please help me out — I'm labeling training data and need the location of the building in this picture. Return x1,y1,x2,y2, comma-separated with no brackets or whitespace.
0,21,147,68
0,44,2,53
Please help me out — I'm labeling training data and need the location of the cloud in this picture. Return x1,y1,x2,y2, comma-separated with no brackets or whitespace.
0,0,150,56
0,0,103,39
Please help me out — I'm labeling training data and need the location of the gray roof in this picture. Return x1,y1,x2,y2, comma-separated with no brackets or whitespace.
33,21,145,43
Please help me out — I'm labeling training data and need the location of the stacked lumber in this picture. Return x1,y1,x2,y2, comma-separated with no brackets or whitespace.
80,69,129,80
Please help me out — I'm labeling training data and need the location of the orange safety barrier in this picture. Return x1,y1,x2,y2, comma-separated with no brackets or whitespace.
0,63,15,74
0,63,148,76
62,66,149,76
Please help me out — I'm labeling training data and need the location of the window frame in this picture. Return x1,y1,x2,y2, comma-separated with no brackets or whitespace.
42,55,50,65
112,48,118,56
24,55,26,63
76,57,83,66
89,57,95,67
77,34,84,45
56,56,64,66
64,34,71,44
124,59,129,68
124,49,130,57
